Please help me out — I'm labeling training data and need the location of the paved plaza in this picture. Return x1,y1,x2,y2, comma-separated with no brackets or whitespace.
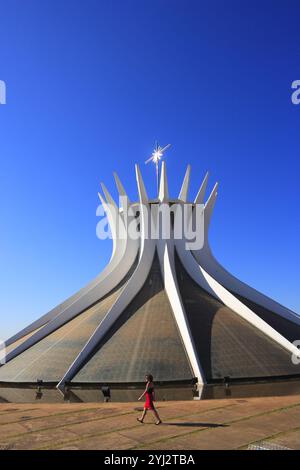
0,394,300,450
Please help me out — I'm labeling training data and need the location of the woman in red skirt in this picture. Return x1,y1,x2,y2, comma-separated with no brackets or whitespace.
137,374,162,425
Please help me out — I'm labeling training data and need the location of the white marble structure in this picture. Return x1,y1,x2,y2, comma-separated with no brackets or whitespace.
1,163,300,390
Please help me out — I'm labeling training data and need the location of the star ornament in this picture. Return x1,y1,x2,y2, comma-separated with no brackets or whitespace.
145,142,171,166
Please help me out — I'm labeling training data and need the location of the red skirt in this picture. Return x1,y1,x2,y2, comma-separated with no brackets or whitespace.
144,391,154,410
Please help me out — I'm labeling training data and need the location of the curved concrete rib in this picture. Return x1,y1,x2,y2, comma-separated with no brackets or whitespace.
5,187,127,347
175,236,299,357
113,171,131,205
194,171,209,205
155,169,205,384
157,238,206,384
100,183,121,258
204,182,218,229
57,166,155,391
178,165,191,202
194,245,300,326
159,161,169,202
57,236,155,391
5,190,139,363
135,163,148,203
193,185,300,326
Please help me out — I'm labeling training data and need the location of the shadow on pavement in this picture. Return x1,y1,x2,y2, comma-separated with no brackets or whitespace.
164,422,228,428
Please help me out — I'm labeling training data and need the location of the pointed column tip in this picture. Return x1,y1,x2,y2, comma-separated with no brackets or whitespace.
205,182,219,225
100,181,109,200
206,181,219,200
194,171,209,204
135,163,149,203
159,160,169,202
98,191,108,211
100,181,107,192
113,171,130,205
179,164,191,202
100,182,119,209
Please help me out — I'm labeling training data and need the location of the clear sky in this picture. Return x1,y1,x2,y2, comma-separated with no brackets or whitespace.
0,0,299,340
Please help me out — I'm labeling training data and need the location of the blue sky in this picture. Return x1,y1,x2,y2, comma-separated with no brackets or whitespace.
0,0,299,340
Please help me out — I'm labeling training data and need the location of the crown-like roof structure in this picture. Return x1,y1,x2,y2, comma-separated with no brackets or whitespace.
1,162,300,392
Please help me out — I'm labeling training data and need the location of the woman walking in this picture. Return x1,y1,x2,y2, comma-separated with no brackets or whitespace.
137,374,162,425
